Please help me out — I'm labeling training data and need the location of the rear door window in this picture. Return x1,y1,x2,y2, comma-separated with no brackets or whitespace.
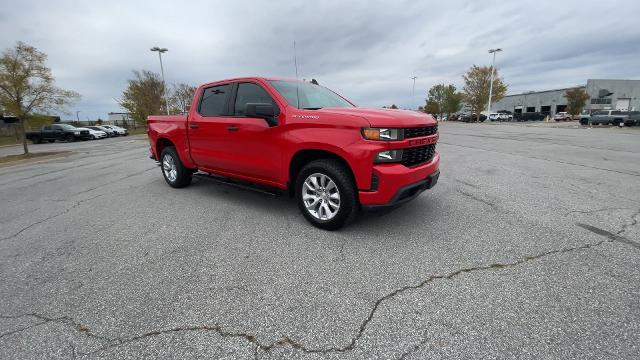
199,84,231,116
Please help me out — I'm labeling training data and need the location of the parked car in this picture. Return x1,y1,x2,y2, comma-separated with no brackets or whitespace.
79,127,107,139
589,110,630,126
25,124,91,143
489,112,513,121
101,125,128,136
554,112,573,121
621,111,640,126
460,113,487,122
147,77,440,229
86,125,116,137
578,110,591,125
514,112,545,121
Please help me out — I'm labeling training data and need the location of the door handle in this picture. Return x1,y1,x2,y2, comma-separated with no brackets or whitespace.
189,124,199,129
226,126,239,131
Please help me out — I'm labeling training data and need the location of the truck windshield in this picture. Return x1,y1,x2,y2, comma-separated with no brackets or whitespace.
269,80,354,109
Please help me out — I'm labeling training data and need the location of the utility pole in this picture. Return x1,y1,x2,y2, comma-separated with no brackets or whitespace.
411,76,417,110
151,47,170,115
487,48,503,117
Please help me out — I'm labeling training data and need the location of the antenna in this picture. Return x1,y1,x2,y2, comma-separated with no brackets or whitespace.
294,40,300,109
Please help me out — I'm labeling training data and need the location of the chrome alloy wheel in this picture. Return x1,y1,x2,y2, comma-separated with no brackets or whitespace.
302,173,341,220
162,154,178,182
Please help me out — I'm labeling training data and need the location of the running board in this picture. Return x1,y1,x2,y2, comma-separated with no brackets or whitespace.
193,172,282,197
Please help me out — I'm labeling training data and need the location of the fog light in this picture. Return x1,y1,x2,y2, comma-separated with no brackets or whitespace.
375,150,403,163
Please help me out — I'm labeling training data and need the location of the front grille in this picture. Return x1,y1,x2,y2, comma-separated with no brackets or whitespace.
403,125,437,139
402,144,436,167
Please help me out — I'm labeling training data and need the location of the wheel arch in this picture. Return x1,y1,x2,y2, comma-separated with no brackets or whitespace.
288,149,356,197
156,137,175,159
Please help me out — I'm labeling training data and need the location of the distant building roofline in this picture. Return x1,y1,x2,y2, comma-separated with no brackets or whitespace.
504,86,585,97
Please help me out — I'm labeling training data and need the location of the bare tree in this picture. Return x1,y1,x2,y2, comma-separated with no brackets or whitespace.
564,88,590,117
119,70,165,126
0,42,80,154
170,83,196,113
462,65,507,122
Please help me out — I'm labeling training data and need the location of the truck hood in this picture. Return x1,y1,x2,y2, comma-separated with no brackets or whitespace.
314,107,437,127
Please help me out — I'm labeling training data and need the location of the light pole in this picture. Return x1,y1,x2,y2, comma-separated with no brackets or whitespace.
487,48,502,117
76,111,81,124
151,46,170,115
411,76,417,110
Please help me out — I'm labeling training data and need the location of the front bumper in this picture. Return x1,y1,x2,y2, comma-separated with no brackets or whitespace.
362,169,439,210
358,152,440,207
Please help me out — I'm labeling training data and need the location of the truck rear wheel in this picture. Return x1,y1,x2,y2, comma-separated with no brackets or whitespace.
160,146,192,188
295,159,358,230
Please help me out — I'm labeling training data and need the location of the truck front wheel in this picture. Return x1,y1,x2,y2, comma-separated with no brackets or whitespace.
160,146,192,188
295,159,358,230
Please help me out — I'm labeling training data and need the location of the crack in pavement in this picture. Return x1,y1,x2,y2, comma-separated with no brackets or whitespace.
0,237,614,358
564,207,631,216
0,193,105,243
617,209,640,236
577,222,640,250
0,314,113,343
455,179,480,189
457,189,499,210
71,167,156,197
439,141,640,178
397,329,429,360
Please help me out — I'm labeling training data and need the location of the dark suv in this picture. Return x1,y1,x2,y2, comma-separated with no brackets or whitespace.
26,124,91,143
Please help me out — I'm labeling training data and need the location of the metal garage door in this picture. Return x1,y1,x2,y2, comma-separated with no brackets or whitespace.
616,98,630,110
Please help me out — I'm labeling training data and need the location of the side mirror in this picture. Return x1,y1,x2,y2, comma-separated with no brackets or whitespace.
245,103,277,127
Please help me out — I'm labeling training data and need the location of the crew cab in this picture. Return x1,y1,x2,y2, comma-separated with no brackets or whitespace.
26,124,91,143
147,77,440,229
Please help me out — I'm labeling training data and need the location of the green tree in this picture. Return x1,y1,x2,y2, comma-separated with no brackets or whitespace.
443,89,463,118
390,104,398,109
564,88,590,116
119,70,165,126
0,42,80,154
462,65,507,122
425,84,463,119
424,99,440,115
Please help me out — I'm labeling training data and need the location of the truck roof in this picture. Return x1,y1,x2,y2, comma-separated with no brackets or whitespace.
199,76,298,88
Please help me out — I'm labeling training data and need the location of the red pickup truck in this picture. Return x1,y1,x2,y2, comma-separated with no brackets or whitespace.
147,77,439,229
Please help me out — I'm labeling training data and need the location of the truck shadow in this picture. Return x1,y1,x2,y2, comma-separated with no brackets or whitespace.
189,174,441,233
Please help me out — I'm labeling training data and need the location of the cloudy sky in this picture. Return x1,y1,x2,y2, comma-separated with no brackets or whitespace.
1,0,639,119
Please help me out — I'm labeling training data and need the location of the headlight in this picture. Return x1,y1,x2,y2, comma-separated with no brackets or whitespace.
74,131,80,135
362,128,401,141
375,149,403,163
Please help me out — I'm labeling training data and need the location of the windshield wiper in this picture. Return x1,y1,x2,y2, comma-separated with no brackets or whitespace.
302,107,323,110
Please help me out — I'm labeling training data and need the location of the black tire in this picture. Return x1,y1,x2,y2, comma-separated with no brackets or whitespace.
31,136,40,144
48,139,55,143
613,119,622,127
160,146,192,188
580,118,588,125
66,134,75,142
91,135,96,140
295,159,358,230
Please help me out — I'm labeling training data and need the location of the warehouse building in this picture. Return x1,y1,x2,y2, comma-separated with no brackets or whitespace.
107,112,136,127
492,79,640,115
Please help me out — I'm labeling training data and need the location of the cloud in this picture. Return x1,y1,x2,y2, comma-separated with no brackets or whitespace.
0,0,639,117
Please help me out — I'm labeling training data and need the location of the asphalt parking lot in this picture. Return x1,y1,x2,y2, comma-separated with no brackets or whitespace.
1,123,639,359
